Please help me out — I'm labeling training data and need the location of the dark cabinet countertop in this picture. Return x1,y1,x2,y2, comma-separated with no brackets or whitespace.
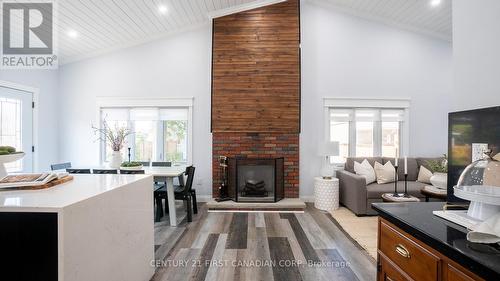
372,202,500,280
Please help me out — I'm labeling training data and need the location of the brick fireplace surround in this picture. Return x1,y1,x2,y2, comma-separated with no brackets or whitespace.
212,133,299,198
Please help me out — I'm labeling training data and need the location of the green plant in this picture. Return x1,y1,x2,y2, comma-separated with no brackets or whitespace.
121,161,142,167
0,146,16,153
92,120,133,152
165,120,187,142
426,154,448,173
165,152,184,162
0,146,22,155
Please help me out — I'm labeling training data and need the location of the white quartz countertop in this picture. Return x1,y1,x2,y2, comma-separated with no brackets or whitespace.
0,174,152,211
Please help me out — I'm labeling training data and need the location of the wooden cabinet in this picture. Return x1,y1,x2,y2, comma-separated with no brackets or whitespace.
445,264,476,281
379,220,440,281
379,255,411,281
378,218,484,281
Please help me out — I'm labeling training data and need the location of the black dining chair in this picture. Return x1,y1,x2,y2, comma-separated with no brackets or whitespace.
154,166,196,222
51,162,71,171
151,162,172,167
119,170,145,174
93,169,118,174
173,173,195,214
66,168,91,174
139,161,150,167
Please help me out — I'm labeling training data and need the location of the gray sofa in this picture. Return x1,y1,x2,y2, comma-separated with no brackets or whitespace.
336,157,442,215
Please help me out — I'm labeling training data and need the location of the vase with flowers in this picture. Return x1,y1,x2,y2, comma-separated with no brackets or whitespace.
92,120,133,168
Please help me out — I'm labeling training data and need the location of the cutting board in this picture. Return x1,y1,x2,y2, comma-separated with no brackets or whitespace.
0,176,74,191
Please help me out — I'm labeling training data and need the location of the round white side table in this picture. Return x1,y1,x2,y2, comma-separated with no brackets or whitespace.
314,177,339,211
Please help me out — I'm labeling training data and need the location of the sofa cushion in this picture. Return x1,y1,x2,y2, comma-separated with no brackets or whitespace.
374,161,395,184
354,159,376,184
382,157,419,181
366,181,426,199
417,166,433,184
345,157,382,173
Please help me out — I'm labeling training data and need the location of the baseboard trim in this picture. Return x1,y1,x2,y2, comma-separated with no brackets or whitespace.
199,195,315,203
300,196,315,203
196,195,213,202
208,209,304,213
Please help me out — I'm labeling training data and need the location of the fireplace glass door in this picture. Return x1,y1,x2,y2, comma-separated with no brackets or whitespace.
229,158,284,203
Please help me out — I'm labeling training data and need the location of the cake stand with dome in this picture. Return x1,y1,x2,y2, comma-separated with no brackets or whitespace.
0,152,25,179
453,153,500,221
453,185,500,221
433,153,500,229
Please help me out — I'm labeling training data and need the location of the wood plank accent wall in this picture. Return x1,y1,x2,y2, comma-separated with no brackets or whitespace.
211,0,300,133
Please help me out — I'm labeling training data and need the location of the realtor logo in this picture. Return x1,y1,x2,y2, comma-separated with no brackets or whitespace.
1,1,58,69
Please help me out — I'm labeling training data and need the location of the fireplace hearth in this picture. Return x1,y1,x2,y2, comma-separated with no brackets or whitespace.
228,158,284,203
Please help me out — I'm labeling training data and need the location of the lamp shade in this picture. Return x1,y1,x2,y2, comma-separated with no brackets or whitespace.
317,141,339,157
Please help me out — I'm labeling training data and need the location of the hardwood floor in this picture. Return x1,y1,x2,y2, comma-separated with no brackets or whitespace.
151,203,376,281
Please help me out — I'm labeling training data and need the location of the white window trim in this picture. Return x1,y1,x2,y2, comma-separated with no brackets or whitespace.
0,80,39,172
323,97,411,158
96,97,193,165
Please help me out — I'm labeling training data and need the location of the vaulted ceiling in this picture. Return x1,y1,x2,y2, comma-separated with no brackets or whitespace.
1,0,452,64
311,0,452,40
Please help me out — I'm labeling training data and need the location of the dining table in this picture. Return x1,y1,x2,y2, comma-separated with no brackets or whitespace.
143,166,186,226
58,165,186,227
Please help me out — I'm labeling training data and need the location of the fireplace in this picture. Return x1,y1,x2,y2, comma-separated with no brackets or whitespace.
210,1,300,201
228,158,284,203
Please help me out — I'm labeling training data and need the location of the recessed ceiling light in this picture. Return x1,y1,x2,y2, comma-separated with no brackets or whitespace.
67,30,78,38
158,4,168,15
430,0,441,7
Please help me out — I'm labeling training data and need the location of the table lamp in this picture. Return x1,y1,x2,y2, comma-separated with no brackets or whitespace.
318,141,339,179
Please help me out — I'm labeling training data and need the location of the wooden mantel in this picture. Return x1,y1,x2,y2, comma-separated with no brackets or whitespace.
211,0,301,133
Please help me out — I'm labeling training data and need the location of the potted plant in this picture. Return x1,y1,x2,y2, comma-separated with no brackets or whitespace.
93,120,132,168
120,161,143,171
427,154,448,189
0,146,24,178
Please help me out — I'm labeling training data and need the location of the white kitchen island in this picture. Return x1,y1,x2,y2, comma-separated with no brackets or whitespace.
0,174,155,281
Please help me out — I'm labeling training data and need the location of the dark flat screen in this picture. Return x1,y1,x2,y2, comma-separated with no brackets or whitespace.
447,106,500,202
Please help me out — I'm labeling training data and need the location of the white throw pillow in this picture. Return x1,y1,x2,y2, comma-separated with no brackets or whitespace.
354,159,376,185
417,166,433,184
374,161,395,184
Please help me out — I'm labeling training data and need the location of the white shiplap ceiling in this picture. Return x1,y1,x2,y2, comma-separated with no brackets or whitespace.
310,0,452,41
1,0,451,64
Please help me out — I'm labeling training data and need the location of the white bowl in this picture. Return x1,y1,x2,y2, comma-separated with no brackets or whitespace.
120,165,143,171
0,152,25,164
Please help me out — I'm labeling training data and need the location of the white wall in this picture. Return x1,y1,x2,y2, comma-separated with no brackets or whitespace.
58,26,213,196
452,0,500,111
0,70,59,171
299,2,453,197
57,3,453,198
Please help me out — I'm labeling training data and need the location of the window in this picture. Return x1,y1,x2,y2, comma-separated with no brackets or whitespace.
328,107,407,163
329,110,350,163
0,97,22,172
0,84,34,173
100,107,191,164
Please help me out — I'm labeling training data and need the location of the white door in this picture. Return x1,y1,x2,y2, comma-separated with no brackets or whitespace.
0,86,33,173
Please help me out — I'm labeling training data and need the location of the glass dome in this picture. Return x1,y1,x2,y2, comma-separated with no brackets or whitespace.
456,153,500,189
